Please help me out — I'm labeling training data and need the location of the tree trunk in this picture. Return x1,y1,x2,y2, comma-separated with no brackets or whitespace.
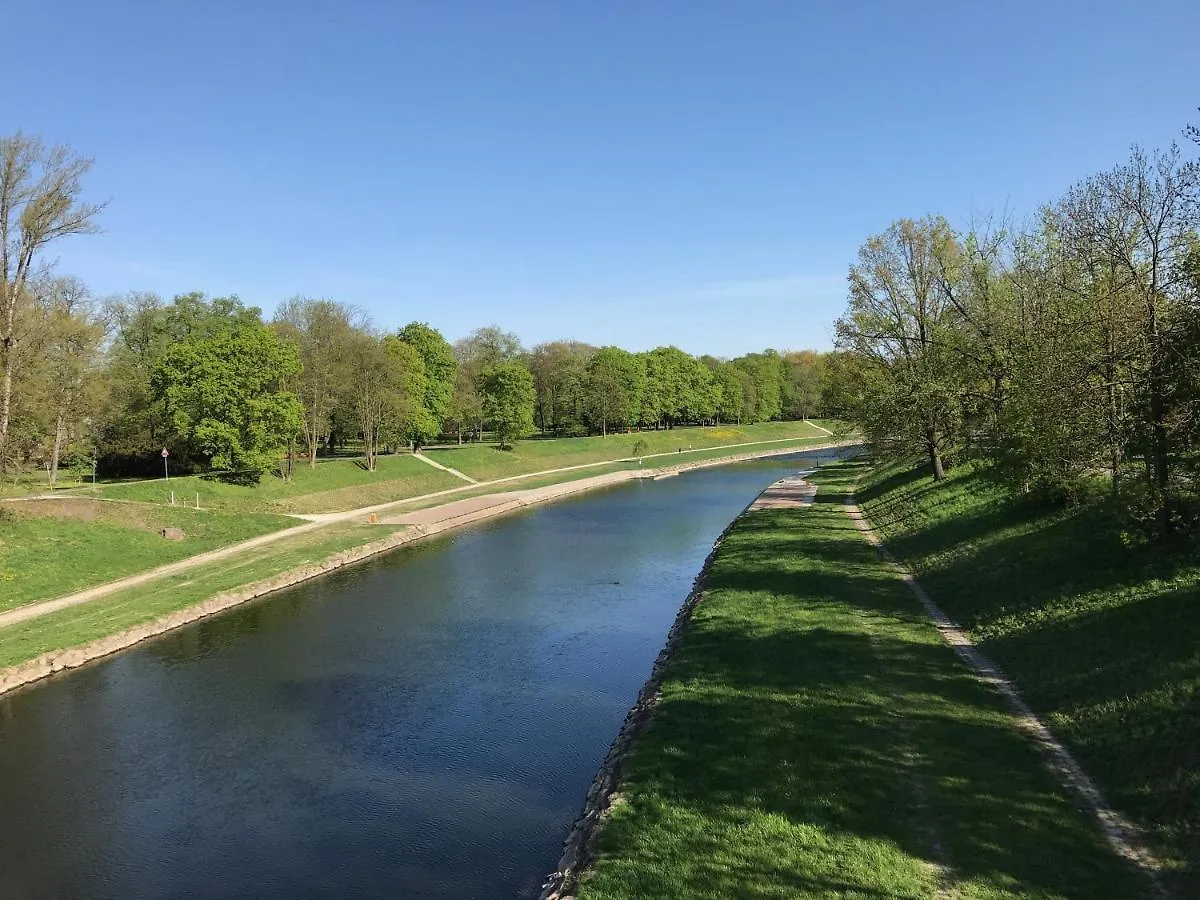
1146,296,1171,530
49,413,66,488
0,347,12,473
927,429,945,481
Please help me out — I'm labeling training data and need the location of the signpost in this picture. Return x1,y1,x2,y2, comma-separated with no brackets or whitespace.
161,447,170,480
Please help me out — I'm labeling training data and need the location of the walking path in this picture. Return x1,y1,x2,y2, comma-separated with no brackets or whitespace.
1,438,860,631
847,493,1167,896
411,450,478,483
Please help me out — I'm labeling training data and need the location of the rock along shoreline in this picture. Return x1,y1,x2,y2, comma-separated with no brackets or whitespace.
0,440,857,699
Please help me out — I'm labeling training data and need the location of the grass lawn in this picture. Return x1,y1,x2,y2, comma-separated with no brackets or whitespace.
577,460,1146,900
0,520,407,669
88,453,462,514
0,499,296,611
859,458,1200,895
424,421,835,481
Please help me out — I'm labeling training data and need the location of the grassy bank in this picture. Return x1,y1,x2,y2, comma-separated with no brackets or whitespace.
576,460,1146,899
0,499,296,610
423,421,833,481
0,521,406,670
89,452,462,513
859,458,1200,894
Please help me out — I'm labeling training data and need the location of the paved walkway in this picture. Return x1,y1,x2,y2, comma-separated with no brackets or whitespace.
747,475,817,509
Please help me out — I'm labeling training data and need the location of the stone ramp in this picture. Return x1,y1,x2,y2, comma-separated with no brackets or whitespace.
748,475,817,509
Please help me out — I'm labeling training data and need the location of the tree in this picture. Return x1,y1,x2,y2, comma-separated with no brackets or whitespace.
152,296,302,479
397,322,457,438
529,340,594,435
0,134,103,470
381,335,438,447
732,350,787,422
34,279,107,487
781,351,826,419
585,346,645,435
479,361,535,449
273,297,362,467
1059,145,1199,528
99,292,172,462
836,217,966,480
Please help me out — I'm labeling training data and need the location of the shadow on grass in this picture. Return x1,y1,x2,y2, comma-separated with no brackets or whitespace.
859,460,1200,892
581,491,1147,900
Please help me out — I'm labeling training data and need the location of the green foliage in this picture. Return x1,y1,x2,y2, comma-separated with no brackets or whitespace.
585,346,645,434
731,349,786,421
631,438,649,457
396,321,457,431
152,296,303,478
478,361,536,448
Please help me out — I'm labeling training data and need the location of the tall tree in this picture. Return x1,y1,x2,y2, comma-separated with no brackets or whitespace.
479,361,536,449
36,279,107,487
273,297,361,467
152,296,302,479
396,321,457,436
0,134,103,470
529,340,594,435
584,346,645,436
836,216,965,479
1059,145,1199,528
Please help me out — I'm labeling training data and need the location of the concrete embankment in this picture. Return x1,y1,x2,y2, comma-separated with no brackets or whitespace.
0,441,855,699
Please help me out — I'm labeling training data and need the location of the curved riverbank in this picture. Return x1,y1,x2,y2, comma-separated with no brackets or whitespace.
0,441,858,698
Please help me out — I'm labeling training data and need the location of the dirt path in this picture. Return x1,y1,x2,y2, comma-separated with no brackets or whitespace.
411,450,478,483
2,438,857,632
846,493,1167,897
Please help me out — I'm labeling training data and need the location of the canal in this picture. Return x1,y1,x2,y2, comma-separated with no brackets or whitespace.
0,451,845,899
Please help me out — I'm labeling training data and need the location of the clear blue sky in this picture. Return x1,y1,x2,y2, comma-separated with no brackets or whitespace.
8,0,1198,354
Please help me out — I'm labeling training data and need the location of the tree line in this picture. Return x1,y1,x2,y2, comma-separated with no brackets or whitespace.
0,132,832,484
831,122,1200,536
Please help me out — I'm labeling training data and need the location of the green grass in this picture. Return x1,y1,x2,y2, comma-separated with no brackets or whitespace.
87,453,462,513
0,521,407,669
858,457,1200,895
423,421,833,481
0,499,296,611
577,460,1146,900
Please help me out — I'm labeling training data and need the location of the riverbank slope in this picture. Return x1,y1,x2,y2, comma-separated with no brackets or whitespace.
566,459,1150,899
858,457,1200,896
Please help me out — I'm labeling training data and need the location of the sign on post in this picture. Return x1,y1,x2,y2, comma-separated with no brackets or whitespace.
161,447,170,481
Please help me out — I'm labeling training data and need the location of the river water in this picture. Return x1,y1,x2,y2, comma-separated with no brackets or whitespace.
0,450,845,899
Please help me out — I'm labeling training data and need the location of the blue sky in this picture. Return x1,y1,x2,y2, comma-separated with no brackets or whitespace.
9,0,1198,354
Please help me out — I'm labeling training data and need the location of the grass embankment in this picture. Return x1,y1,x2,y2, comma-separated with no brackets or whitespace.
91,453,462,513
424,421,833,481
0,499,295,611
858,458,1200,895
0,521,405,670
577,460,1146,899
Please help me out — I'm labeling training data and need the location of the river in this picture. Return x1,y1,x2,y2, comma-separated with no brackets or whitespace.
0,450,847,899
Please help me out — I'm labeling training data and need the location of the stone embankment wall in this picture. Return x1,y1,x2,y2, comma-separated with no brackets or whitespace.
0,440,857,699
